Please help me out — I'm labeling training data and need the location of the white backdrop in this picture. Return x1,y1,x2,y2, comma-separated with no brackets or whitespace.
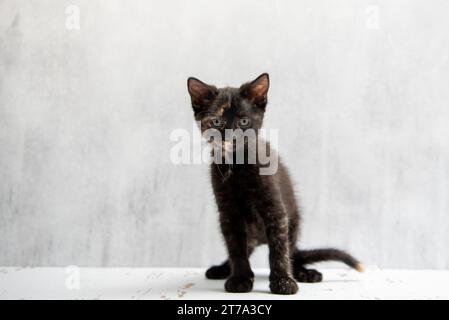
1,0,448,269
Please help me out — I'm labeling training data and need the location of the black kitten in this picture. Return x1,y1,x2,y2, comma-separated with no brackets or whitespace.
187,73,363,295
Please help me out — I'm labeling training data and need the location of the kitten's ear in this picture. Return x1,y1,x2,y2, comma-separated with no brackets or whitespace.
241,73,270,107
187,77,218,111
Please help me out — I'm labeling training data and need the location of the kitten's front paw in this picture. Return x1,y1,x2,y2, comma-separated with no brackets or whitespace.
269,276,298,295
224,276,254,293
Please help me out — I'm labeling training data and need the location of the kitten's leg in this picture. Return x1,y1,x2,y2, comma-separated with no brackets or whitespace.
205,246,255,280
220,215,254,293
259,201,298,295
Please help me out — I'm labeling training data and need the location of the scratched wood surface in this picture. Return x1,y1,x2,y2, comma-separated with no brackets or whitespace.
0,267,448,300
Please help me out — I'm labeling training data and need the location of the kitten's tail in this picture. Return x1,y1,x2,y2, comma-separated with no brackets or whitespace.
293,248,364,272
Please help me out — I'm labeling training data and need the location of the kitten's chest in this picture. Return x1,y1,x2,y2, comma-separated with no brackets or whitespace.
211,164,260,193
211,165,263,222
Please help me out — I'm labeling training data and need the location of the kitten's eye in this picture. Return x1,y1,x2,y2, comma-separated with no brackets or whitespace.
211,118,223,128
238,118,251,127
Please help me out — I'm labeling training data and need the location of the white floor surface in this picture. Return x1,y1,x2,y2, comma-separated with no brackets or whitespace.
0,267,448,300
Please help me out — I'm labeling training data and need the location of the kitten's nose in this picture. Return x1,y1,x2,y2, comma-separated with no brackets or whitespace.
222,141,233,152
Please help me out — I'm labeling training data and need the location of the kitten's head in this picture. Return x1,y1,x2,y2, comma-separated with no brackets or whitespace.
187,74,269,152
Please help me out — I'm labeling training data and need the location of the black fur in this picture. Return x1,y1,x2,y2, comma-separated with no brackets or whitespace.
187,74,362,295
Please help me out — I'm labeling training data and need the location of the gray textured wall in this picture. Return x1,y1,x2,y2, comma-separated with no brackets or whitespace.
1,0,448,269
